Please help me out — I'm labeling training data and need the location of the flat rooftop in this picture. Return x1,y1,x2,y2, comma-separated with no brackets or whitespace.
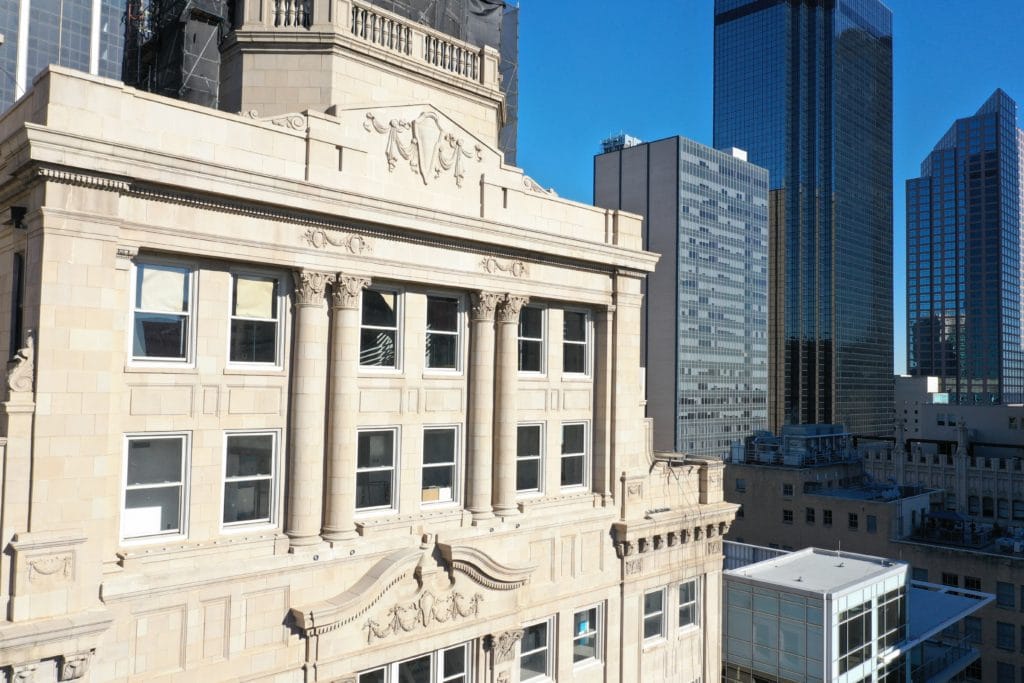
809,484,934,502
726,547,905,595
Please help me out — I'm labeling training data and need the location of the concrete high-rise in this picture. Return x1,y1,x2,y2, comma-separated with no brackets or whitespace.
0,0,125,112
595,135,769,457
713,0,894,436
906,89,1023,405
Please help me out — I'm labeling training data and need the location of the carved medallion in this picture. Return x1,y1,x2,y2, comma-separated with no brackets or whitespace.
303,227,373,254
364,111,483,187
480,257,528,278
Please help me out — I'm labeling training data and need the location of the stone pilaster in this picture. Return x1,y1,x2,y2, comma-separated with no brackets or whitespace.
492,294,527,517
286,270,334,548
592,307,614,504
323,274,370,542
467,292,501,521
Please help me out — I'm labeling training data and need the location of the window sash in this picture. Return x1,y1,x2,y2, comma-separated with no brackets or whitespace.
123,434,187,540
426,296,461,370
643,589,665,640
679,579,699,627
560,423,587,488
573,606,600,665
132,263,192,362
518,306,545,373
223,432,277,526
360,289,400,368
422,427,458,504
357,429,397,511
520,620,551,682
230,275,280,365
516,425,543,493
562,310,589,375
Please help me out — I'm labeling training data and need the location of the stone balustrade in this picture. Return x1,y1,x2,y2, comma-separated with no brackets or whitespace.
255,0,493,88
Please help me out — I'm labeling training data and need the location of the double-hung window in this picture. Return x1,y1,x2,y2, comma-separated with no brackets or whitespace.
361,289,400,369
560,422,588,488
562,309,589,375
518,305,544,373
679,579,699,628
422,426,458,505
425,295,460,371
643,588,666,640
516,424,543,494
123,434,189,541
132,262,193,362
520,617,554,682
229,274,280,364
223,432,277,527
573,605,601,665
356,429,397,512
358,643,470,683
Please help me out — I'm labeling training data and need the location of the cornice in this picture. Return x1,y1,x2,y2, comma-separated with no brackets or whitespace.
437,543,536,591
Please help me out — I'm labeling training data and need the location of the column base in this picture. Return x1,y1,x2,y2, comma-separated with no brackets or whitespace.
493,507,521,518
469,508,495,523
323,528,360,544
286,532,323,550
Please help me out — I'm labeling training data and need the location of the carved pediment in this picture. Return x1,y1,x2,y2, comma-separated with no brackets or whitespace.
289,547,423,636
438,542,536,591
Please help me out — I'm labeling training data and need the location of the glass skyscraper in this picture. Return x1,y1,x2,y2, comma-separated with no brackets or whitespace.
714,0,894,437
907,90,1023,405
0,0,125,112
595,135,769,457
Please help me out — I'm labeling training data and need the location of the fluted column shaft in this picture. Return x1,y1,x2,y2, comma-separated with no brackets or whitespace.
323,274,370,542
492,294,528,516
286,270,334,548
467,292,501,521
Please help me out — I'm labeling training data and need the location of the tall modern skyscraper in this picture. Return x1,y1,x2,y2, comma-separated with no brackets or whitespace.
907,90,1023,405
714,0,894,436
595,134,769,457
0,0,124,112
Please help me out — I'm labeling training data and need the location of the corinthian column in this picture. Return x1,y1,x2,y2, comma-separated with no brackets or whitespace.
286,269,334,548
323,274,370,543
492,294,528,516
467,291,501,521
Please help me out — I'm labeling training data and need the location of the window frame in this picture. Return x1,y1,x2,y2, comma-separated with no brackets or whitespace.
121,432,191,544
518,304,546,375
520,616,555,682
642,587,667,642
357,642,471,683
424,292,464,374
359,287,403,372
221,429,280,531
678,578,700,630
420,424,460,508
559,421,590,490
516,423,545,496
355,427,400,515
227,270,284,369
572,603,603,668
561,308,592,377
128,259,197,366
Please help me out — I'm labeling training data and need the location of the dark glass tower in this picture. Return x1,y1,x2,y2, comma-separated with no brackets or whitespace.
907,90,1023,405
713,0,894,436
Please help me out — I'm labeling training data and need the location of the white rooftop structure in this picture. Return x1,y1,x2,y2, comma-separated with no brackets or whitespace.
728,547,903,595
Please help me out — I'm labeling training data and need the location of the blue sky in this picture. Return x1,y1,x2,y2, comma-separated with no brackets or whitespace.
515,1,1024,375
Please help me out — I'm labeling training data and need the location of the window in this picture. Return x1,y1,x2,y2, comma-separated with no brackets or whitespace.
229,274,280,364
838,602,871,674
132,262,193,361
911,567,928,582
422,427,457,504
996,661,1015,683
848,513,859,530
964,576,982,591
516,424,543,493
562,309,589,375
805,507,815,524
965,616,981,644
643,588,666,640
942,573,958,587
122,434,188,540
360,289,399,368
735,478,746,493
997,581,1015,608
356,429,397,511
782,483,793,496
9,252,24,358
521,618,553,681
518,305,544,373
425,295,460,370
573,605,601,665
223,432,277,527
866,515,877,533
560,422,588,488
678,579,699,628
358,643,470,683
823,509,833,526
999,622,1016,650
782,509,793,524
877,587,906,651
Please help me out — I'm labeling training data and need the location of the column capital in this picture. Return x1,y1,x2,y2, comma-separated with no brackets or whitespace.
293,270,335,306
495,294,529,323
470,291,503,322
331,274,371,310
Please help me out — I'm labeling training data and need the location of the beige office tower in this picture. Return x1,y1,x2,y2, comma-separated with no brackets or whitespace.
0,2,735,680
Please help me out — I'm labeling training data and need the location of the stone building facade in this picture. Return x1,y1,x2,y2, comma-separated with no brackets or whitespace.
0,1,735,680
